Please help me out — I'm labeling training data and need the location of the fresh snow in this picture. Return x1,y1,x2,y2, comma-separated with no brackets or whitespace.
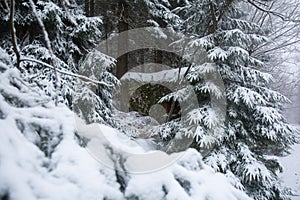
0,106,252,199
280,140,300,199
121,66,188,83
0,52,252,199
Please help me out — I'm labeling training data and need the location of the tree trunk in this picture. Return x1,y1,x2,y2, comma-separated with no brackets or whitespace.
116,0,128,79
85,0,95,17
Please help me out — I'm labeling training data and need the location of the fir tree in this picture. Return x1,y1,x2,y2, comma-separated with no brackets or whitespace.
144,0,298,199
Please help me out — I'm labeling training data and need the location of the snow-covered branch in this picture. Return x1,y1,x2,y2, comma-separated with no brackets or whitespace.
20,57,113,87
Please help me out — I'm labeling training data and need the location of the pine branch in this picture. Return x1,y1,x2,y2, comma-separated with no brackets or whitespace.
19,57,113,87
9,0,21,70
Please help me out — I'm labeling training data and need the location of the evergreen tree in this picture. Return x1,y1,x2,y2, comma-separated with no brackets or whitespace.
1,0,298,199
144,0,298,199
0,0,117,124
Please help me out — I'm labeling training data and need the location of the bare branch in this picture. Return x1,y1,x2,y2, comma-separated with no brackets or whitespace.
254,39,300,56
9,0,21,69
248,0,300,23
20,57,113,87
1,0,9,12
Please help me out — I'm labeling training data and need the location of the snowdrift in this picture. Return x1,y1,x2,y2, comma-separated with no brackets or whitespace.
0,49,251,200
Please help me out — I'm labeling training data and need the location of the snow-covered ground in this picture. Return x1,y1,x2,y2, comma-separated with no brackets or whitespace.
0,50,252,199
1,47,299,199
280,127,300,200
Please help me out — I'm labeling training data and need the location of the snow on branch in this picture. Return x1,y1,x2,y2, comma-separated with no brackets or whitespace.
20,57,113,87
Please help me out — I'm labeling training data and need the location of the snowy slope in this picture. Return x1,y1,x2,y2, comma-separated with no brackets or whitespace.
280,140,300,200
0,48,252,200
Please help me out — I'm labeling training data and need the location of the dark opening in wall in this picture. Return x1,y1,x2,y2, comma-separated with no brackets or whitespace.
129,84,180,124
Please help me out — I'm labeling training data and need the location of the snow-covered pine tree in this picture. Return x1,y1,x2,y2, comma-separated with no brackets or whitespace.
143,0,181,30
1,0,297,199
0,0,117,124
144,0,298,199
